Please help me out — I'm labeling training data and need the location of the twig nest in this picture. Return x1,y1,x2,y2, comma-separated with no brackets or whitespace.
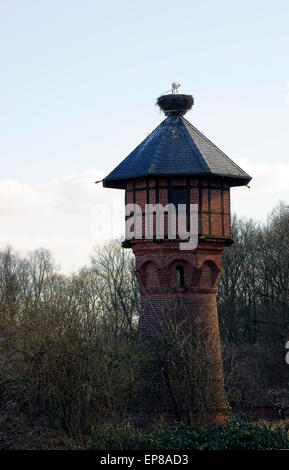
157,94,194,116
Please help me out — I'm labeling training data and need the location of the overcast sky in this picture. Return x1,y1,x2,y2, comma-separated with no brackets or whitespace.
0,0,289,272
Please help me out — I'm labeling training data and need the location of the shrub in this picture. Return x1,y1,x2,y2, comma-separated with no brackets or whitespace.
88,420,289,450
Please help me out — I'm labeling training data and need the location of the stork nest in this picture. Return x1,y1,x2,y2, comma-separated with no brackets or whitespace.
157,94,194,116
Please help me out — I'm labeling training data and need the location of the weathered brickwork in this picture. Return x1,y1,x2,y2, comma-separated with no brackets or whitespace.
114,167,238,429
129,236,231,425
124,176,233,425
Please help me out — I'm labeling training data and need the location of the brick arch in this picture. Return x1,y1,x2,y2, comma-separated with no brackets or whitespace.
164,254,193,267
199,260,220,289
139,260,159,289
138,256,160,270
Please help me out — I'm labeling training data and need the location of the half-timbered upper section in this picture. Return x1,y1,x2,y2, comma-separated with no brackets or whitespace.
125,175,231,239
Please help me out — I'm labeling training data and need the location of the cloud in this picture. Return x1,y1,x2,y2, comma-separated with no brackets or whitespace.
232,159,289,220
0,235,96,274
0,169,123,216
0,179,55,216
0,169,125,271
235,159,289,194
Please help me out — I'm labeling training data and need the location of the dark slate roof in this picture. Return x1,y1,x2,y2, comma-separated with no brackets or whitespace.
103,115,251,188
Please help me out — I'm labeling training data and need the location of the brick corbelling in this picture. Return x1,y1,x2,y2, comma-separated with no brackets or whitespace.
132,240,224,268
140,288,218,295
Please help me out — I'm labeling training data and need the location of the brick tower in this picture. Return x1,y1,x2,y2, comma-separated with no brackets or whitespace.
103,90,251,425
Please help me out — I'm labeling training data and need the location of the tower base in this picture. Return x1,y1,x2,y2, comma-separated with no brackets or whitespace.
132,409,231,429
129,239,231,426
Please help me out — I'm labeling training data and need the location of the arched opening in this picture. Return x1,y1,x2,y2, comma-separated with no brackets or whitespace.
141,260,159,288
176,265,185,288
200,260,219,288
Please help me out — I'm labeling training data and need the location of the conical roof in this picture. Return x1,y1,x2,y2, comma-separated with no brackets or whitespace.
103,101,251,189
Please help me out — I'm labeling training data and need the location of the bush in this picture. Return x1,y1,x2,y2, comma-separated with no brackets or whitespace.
88,420,289,450
0,244,141,442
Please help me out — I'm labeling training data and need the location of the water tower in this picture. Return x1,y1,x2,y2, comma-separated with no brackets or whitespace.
103,88,251,425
